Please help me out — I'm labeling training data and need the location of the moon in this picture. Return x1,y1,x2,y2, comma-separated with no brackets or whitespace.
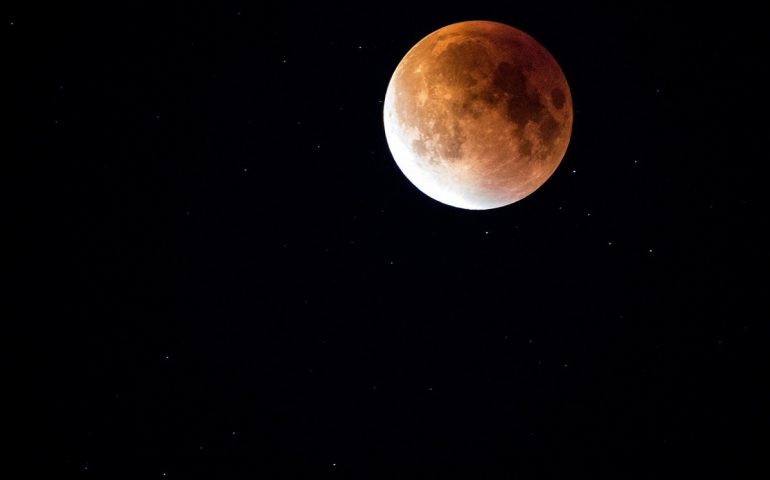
383,21,573,210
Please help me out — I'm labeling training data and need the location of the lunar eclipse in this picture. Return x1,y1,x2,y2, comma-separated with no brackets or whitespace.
384,21,573,209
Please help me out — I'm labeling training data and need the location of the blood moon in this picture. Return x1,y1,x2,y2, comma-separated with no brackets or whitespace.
383,21,572,210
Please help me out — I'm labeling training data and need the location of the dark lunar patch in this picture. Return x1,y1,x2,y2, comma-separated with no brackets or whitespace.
461,89,500,119
551,88,565,109
436,40,492,88
519,138,533,156
493,61,546,130
539,115,560,145
469,88,500,109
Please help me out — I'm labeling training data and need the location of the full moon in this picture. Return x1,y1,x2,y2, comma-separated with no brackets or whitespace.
383,21,573,210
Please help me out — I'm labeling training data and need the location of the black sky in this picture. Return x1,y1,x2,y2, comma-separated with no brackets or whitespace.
9,1,768,478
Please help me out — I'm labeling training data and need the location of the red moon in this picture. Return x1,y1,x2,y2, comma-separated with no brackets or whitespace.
384,21,573,210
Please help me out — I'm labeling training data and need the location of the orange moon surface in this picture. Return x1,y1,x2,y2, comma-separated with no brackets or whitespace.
384,21,573,209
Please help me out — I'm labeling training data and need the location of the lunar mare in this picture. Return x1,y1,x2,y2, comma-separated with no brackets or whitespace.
384,21,573,210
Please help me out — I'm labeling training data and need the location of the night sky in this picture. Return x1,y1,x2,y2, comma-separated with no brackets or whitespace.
10,1,768,478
